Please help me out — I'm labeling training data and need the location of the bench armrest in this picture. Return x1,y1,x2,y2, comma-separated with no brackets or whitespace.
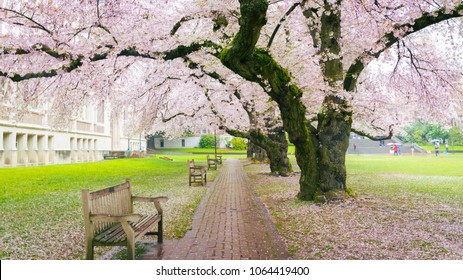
132,196,168,214
190,166,206,171
90,213,142,223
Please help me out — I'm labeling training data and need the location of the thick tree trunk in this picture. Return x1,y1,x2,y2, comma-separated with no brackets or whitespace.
250,127,292,176
220,0,351,200
291,102,352,201
228,127,292,176
247,140,267,161
317,98,352,194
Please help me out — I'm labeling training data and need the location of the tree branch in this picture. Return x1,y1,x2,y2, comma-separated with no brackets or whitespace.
161,104,206,122
1,43,70,59
351,126,393,141
344,4,463,92
222,127,251,140
267,1,307,49
170,10,230,35
184,57,226,84
1,41,223,82
0,7,52,34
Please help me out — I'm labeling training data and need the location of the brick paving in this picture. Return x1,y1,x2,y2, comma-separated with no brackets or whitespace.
140,158,291,260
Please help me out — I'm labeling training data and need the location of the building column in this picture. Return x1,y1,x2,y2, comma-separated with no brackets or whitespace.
28,134,38,165
83,138,89,162
88,139,94,161
93,139,98,161
70,137,76,163
77,138,82,162
3,132,17,167
48,136,54,164
38,135,48,165
16,133,28,166
0,130,4,167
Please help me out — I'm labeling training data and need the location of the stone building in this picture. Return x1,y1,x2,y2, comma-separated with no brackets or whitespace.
0,91,146,168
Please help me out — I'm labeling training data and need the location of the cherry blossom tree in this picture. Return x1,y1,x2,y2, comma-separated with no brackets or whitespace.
1,0,462,201
125,66,294,176
204,84,293,176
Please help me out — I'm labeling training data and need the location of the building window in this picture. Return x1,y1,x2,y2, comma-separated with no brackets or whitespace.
181,139,185,147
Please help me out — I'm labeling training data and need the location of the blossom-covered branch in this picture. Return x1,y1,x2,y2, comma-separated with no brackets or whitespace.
344,3,463,92
0,40,222,82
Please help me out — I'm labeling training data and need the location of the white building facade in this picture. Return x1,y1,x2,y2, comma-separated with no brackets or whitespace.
0,103,146,168
0,90,147,168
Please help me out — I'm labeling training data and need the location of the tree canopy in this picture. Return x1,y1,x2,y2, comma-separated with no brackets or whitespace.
1,0,462,200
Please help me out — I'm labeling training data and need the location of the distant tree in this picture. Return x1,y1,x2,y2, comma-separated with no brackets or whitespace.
181,129,195,137
199,134,216,148
449,126,463,146
402,121,451,143
230,137,247,150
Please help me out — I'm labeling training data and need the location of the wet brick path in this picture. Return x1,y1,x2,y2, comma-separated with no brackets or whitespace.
140,158,291,260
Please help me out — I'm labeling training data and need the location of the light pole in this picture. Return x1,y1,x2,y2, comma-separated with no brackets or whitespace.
214,129,217,159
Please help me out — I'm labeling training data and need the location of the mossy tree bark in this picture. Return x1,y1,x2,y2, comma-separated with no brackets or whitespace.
227,126,292,176
247,140,267,161
220,0,351,201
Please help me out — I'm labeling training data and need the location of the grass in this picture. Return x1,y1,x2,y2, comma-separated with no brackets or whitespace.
418,144,463,152
3,151,462,260
246,154,463,259
0,154,223,260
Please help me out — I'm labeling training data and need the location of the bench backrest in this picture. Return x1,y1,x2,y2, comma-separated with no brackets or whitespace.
82,179,133,236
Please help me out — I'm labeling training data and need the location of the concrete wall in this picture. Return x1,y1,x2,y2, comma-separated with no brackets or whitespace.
0,124,112,167
154,136,230,149
154,137,201,149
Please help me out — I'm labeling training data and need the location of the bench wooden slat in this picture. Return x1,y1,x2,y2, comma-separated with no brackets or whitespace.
133,214,161,238
90,182,130,200
94,214,161,244
95,223,125,244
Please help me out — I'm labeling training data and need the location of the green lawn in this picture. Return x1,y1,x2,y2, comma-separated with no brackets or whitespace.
418,144,463,152
347,155,463,203
247,154,463,259
3,153,462,260
0,155,221,260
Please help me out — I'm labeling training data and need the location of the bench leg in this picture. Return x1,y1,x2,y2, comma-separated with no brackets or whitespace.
127,239,135,260
121,222,136,260
158,218,163,243
85,240,94,260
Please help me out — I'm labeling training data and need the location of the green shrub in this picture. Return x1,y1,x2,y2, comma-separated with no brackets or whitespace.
199,134,216,148
231,137,247,150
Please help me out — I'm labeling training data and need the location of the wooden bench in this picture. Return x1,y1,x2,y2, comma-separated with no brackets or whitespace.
81,179,168,260
188,160,207,186
206,155,217,170
216,155,223,165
